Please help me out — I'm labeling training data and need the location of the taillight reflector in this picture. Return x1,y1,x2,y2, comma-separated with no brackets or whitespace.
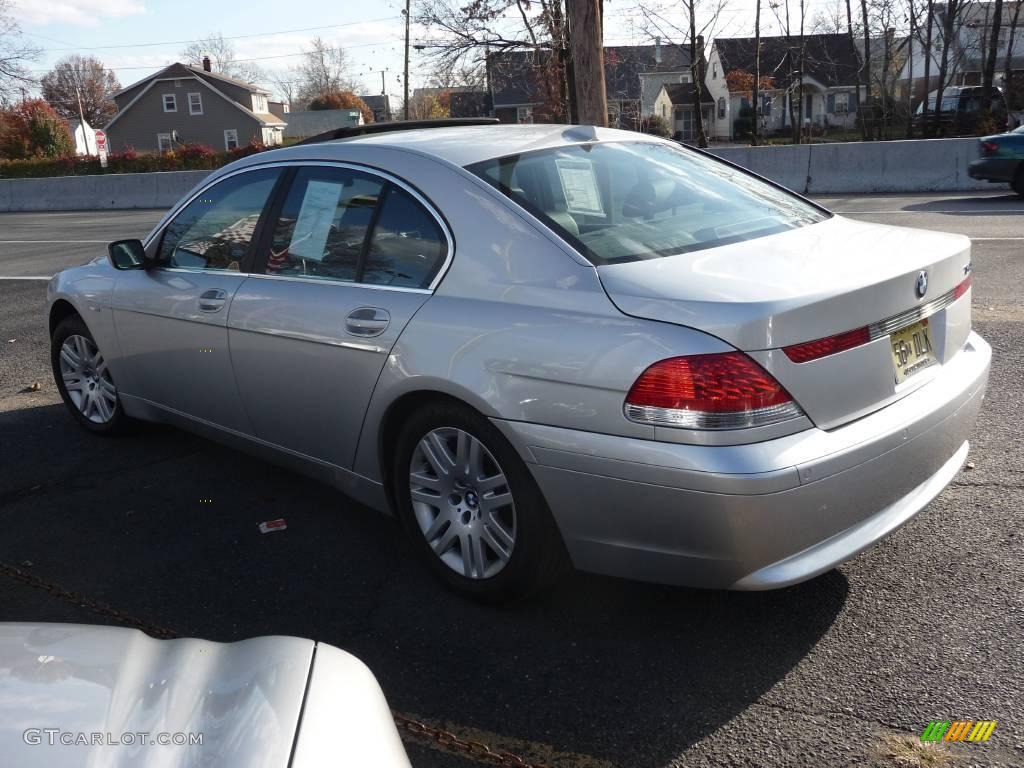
624,353,803,429
954,274,972,299
980,141,999,155
783,326,871,364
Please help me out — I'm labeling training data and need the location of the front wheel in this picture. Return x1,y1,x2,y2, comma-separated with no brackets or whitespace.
51,314,130,434
392,401,567,601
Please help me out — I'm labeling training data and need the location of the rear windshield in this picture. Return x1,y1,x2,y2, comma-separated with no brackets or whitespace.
467,141,828,265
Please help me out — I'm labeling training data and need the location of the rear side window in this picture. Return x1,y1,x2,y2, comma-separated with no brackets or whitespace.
468,141,828,265
158,167,280,271
362,186,447,288
265,166,447,289
268,167,384,283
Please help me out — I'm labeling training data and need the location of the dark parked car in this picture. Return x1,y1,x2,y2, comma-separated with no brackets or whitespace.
968,125,1024,195
912,86,1009,136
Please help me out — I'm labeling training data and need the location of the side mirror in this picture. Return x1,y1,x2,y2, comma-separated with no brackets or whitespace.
107,239,148,270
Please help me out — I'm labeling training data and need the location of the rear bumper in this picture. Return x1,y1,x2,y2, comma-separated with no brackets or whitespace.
967,157,1020,182
495,332,991,589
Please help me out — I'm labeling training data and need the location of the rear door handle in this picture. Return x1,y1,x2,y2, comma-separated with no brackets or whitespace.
345,307,390,337
198,289,228,312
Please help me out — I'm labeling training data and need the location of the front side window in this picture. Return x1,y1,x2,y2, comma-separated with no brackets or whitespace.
163,94,176,112
224,129,239,150
157,168,281,271
469,141,828,265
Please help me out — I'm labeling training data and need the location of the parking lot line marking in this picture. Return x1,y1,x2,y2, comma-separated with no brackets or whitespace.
0,276,51,281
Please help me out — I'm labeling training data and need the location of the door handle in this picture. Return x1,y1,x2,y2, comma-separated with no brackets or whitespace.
198,289,228,312
345,307,390,337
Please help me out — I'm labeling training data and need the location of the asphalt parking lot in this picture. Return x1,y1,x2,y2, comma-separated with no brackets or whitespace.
0,191,1022,767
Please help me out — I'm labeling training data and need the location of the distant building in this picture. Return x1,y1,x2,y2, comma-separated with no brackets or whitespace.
283,108,363,140
105,57,286,153
653,82,716,142
488,41,709,128
706,34,862,140
359,94,392,122
268,100,290,121
67,118,97,156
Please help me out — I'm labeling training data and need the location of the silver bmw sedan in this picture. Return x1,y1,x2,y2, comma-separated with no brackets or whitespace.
47,123,990,600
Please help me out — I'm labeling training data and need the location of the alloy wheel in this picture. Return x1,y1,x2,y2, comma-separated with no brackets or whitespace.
408,427,517,579
59,334,118,424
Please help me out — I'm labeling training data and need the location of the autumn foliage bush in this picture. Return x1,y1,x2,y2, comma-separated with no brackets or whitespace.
0,138,272,178
0,100,75,160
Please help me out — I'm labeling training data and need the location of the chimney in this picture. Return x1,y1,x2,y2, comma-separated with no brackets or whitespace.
202,55,211,72
655,37,662,64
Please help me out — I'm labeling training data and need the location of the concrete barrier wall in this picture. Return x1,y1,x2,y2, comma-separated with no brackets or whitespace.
0,137,995,212
0,170,212,213
707,137,991,195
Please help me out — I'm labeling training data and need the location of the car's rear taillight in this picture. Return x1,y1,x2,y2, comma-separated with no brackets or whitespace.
624,353,804,429
954,273,972,300
980,141,999,155
783,326,871,364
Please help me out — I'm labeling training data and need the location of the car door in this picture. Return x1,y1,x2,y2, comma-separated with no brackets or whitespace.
111,166,284,432
228,163,451,469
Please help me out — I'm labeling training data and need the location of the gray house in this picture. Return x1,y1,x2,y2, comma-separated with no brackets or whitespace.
105,58,286,154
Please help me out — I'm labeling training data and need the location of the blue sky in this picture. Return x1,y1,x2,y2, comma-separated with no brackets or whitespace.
13,0,820,102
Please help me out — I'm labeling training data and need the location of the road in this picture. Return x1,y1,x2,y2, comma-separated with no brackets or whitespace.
0,193,1021,768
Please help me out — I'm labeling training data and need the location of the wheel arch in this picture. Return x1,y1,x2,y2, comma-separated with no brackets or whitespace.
49,298,82,337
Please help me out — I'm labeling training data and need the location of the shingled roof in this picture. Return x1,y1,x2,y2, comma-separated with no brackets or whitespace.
713,33,861,89
661,81,715,105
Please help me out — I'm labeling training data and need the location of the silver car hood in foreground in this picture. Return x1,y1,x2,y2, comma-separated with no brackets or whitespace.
0,623,410,768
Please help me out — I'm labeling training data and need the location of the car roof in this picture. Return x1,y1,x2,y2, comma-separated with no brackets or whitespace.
259,124,665,169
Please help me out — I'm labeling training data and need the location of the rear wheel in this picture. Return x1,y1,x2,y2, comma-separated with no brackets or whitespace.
392,400,566,601
51,314,130,434
1012,164,1024,197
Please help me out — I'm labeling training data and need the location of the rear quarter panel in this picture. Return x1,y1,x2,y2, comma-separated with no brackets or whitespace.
340,146,766,483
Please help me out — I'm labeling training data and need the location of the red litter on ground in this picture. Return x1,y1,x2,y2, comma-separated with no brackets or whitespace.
258,518,287,534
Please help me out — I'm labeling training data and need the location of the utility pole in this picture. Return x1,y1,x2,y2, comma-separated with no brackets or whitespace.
403,0,411,120
566,0,607,126
71,65,94,156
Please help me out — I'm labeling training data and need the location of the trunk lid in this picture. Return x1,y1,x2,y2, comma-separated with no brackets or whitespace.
598,216,973,429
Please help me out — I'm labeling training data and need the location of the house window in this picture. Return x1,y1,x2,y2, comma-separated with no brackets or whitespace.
157,133,172,152
712,64,718,79
718,97,726,119
188,92,203,115
662,104,667,118
516,106,533,124
174,80,181,88
224,129,239,150
162,94,177,112
834,92,849,115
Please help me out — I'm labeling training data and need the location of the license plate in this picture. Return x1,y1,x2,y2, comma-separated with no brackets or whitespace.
891,319,938,383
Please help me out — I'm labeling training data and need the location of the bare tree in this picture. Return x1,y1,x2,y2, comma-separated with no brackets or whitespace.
921,0,935,135
0,0,41,103
932,0,968,137
981,0,1004,125
180,33,265,84
753,0,762,145
293,37,360,108
860,0,873,137
640,0,728,148
40,55,120,126
843,0,867,139
416,0,570,121
269,68,298,107
812,0,848,33
770,0,811,144
1004,0,1023,114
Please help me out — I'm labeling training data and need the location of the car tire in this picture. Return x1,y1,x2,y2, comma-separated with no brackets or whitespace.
51,314,131,435
392,400,567,602
1012,165,1024,197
